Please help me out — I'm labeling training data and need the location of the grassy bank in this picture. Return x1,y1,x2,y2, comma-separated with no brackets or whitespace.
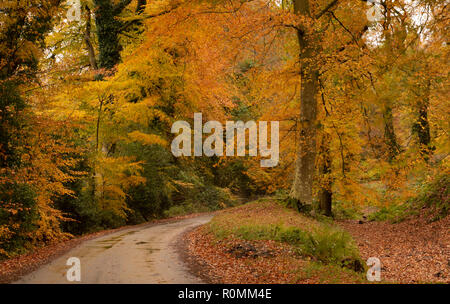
187,199,368,283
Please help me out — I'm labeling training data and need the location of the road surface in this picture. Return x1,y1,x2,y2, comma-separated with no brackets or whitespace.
15,215,213,284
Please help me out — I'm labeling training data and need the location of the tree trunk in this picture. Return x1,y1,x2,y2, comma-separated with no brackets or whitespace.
414,97,431,160
380,1,401,162
289,0,319,206
383,104,400,161
318,132,332,217
318,91,333,216
84,5,98,70
94,0,126,69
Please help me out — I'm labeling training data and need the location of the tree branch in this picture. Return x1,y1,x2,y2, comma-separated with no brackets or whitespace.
315,0,339,19
114,0,133,14
120,4,180,32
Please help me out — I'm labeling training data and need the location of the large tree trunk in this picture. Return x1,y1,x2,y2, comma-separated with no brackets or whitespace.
84,5,98,70
94,0,128,69
289,0,319,206
92,0,147,70
380,1,401,162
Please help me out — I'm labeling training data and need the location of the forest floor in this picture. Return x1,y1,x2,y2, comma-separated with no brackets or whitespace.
2,199,447,284
338,213,449,283
184,199,449,284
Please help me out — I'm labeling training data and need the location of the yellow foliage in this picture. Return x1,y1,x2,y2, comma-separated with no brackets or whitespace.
128,131,168,147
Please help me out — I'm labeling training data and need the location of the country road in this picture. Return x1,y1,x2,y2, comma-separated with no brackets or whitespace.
15,215,213,284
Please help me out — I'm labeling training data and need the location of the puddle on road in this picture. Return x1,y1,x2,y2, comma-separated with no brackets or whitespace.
94,230,138,249
96,238,122,247
95,236,123,248
146,248,161,254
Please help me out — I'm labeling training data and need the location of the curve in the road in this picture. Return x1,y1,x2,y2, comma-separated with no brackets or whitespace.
15,215,213,284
